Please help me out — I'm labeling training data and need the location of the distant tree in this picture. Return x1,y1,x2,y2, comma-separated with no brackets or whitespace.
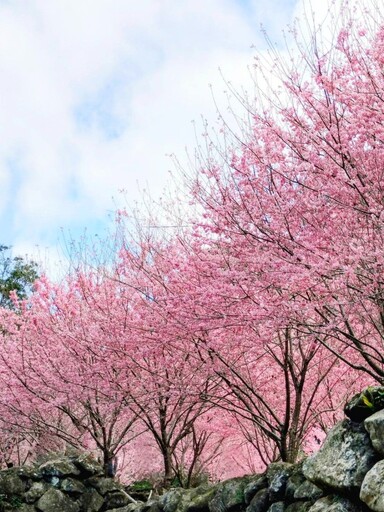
0,245,39,308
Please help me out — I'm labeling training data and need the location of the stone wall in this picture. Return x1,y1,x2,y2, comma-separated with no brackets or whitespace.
3,386,384,512
0,453,133,512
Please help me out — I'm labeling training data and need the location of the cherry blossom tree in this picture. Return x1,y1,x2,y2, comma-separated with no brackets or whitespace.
162,0,384,461
0,272,143,475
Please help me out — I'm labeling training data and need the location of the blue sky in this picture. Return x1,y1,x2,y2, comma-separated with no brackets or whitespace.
0,0,316,273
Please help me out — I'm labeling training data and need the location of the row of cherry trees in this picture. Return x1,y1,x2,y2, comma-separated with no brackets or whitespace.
0,0,383,484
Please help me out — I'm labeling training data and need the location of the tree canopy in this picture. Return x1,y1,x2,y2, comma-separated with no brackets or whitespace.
0,245,39,309
0,0,383,484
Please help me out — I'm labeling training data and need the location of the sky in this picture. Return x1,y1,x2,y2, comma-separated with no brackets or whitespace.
0,0,324,273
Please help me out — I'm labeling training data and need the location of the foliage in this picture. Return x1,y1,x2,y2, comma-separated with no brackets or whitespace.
0,245,38,309
1,0,384,482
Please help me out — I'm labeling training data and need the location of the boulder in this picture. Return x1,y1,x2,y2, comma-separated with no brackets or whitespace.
344,387,384,422
293,481,322,502
36,488,80,512
39,458,80,479
0,468,26,495
303,419,377,492
246,488,269,512
267,503,285,512
81,487,104,512
364,410,384,456
159,488,184,512
209,477,249,512
177,484,217,512
244,475,268,505
267,463,294,502
24,481,49,503
60,477,86,495
73,453,104,476
86,476,123,495
285,467,306,501
360,459,384,511
308,495,363,511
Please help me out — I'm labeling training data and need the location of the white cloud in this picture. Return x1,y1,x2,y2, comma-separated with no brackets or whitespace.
0,0,301,270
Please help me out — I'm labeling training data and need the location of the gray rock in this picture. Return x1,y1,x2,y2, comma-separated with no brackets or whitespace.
293,481,323,501
244,475,268,505
246,488,269,512
267,463,294,502
81,487,104,512
308,496,363,512
24,481,49,502
141,499,163,512
267,503,285,512
285,469,305,501
303,419,377,491
159,489,184,512
60,477,86,495
36,488,80,512
178,485,217,512
345,387,384,422
360,459,384,511
86,476,123,495
17,465,42,480
39,458,80,478
209,477,248,512
74,453,104,476
0,468,26,495
364,410,384,456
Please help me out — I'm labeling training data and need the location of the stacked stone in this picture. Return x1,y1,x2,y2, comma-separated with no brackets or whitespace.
3,386,384,512
0,453,134,512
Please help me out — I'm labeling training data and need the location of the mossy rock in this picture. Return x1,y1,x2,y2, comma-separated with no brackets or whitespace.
344,387,384,422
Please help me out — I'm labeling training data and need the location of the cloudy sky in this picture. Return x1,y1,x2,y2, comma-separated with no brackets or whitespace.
0,0,326,271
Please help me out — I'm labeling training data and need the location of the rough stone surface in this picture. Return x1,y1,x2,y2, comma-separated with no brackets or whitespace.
86,475,123,495
360,459,384,511
160,489,184,512
244,475,268,505
0,469,25,495
267,463,294,502
267,503,285,512
39,459,80,478
81,487,104,512
60,477,86,495
308,495,363,511
285,468,306,501
345,387,384,422
2,392,384,512
293,481,323,501
177,485,217,512
74,453,104,476
303,419,377,491
36,487,80,512
24,481,49,503
246,488,269,512
364,410,384,456
209,477,248,512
